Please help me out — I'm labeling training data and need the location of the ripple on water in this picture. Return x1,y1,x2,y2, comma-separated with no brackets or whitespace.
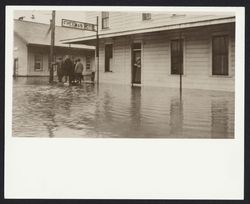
12,77,235,138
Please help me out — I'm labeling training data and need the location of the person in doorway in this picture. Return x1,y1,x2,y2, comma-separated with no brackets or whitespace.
133,56,141,83
74,58,84,84
134,56,141,69
56,57,63,82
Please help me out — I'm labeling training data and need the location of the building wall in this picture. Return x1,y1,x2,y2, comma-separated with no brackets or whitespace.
13,34,28,76
14,20,95,47
97,23,235,91
98,36,131,84
85,11,234,36
27,46,95,76
27,49,49,76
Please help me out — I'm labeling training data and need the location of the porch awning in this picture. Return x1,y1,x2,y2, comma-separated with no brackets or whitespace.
60,16,235,46
27,43,95,51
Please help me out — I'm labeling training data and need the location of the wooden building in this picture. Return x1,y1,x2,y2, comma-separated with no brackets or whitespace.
13,19,95,77
61,12,235,91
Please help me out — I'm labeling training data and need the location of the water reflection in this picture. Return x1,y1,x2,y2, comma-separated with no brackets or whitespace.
170,98,184,137
12,77,234,138
211,100,233,138
130,87,142,134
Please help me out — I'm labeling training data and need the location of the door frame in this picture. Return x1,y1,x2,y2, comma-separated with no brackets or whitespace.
131,40,143,85
104,43,113,72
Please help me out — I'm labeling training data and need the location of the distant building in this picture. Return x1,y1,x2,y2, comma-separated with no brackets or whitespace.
13,19,95,77
61,12,235,91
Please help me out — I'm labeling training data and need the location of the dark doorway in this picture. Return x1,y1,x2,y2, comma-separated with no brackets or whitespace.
105,44,113,72
13,58,18,77
132,43,141,84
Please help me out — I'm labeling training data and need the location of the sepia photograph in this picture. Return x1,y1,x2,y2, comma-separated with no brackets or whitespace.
12,9,236,138
5,6,245,200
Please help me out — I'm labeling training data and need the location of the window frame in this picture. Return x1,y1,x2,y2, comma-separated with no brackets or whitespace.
86,55,91,70
211,35,229,76
34,53,43,71
101,12,109,29
209,32,232,78
142,13,151,21
130,40,144,84
170,38,185,75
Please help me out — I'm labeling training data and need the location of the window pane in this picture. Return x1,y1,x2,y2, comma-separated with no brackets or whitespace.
86,56,91,70
171,39,183,75
102,12,109,18
132,43,141,50
142,13,151,20
34,54,43,70
102,18,109,28
102,12,109,28
212,35,229,75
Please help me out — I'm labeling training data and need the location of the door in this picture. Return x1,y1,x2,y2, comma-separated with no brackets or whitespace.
13,58,18,77
132,43,141,84
105,44,113,72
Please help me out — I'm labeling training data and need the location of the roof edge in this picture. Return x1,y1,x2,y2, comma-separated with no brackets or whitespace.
27,43,95,50
60,16,235,44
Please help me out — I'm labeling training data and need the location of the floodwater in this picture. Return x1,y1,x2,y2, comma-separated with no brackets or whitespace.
12,77,234,138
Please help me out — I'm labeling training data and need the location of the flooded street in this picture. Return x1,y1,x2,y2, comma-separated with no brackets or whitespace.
12,77,234,138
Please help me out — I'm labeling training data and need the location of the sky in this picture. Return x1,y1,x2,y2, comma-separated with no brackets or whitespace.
14,10,87,26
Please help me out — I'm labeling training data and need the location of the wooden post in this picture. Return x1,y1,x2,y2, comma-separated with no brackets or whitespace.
96,16,99,86
179,30,182,98
49,10,55,83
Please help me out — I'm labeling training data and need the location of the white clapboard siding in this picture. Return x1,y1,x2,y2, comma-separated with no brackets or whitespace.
96,22,235,91
14,33,28,76
230,36,235,77
84,11,234,37
27,51,49,76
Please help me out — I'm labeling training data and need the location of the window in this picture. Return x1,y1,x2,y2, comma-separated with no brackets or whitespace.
105,44,113,72
142,13,151,20
132,43,141,50
34,54,43,71
86,56,91,70
171,39,183,75
101,12,109,29
212,35,229,75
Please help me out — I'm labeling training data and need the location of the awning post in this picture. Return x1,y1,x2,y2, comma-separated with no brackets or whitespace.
96,16,99,86
179,30,182,98
49,10,55,83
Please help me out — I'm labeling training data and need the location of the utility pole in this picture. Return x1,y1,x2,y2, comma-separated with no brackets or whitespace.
96,16,99,86
49,10,56,83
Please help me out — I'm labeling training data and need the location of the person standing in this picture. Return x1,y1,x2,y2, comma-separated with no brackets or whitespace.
56,57,63,82
68,56,75,84
62,55,68,83
91,64,96,83
74,58,84,84
62,55,74,84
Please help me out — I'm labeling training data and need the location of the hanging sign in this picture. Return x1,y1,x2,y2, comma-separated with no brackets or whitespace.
61,19,96,32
